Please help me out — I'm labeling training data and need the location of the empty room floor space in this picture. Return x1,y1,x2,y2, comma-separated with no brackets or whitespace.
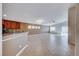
20,33,75,56
2,32,28,56
2,33,75,56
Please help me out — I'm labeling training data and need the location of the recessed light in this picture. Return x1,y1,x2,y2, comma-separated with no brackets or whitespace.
3,14,7,17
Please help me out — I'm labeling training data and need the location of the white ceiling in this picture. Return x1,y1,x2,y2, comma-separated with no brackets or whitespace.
3,3,75,26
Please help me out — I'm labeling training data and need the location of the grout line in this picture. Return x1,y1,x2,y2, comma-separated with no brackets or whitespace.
16,44,28,56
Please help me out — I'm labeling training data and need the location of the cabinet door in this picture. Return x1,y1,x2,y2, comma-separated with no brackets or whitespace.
11,21,18,29
3,20,20,29
4,20,11,29
16,22,20,29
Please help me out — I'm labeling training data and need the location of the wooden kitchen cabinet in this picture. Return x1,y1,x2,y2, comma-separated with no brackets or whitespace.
2,19,20,29
2,20,11,29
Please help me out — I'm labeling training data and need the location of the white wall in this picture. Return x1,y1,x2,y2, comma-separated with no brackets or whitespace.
50,21,68,34
28,25,49,35
0,3,2,56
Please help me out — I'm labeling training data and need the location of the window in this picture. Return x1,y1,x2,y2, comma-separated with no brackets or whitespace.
50,27,56,32
62,26,68,33
61,26,68,35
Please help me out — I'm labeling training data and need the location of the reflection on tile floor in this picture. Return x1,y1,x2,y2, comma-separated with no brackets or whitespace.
2,33,75,56
2,32,28,56
20,33,75,56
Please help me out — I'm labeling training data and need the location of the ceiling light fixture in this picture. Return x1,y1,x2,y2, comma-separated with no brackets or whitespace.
3,14,7,17
36,19,44,24
52,21,55,23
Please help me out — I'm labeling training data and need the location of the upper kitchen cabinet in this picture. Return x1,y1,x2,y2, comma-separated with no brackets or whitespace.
2,19,20,29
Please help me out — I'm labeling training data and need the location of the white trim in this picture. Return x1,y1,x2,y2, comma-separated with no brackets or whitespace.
16,44,28,56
